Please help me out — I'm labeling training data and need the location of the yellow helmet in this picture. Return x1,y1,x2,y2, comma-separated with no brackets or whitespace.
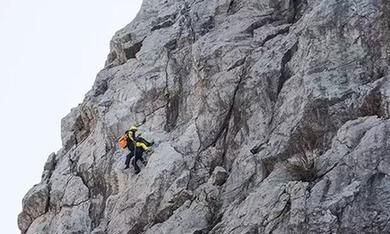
129,125,138,132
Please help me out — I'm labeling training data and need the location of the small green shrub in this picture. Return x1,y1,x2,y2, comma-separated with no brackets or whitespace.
286,148,319,182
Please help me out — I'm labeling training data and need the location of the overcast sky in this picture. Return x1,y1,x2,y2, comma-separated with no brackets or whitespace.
0,0,142,232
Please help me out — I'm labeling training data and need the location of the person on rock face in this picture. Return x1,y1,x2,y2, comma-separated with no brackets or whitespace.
124,125,154,174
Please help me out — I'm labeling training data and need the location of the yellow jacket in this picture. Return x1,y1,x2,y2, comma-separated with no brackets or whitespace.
127,131,149,151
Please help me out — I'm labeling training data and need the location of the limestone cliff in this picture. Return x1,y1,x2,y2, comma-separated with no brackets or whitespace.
19,0,390,233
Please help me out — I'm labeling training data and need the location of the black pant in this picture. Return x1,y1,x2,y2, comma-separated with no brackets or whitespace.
132,147,146,174
125,151,135,168
125,137,151,172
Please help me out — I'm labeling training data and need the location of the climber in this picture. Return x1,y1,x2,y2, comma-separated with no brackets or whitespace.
124,125,154,174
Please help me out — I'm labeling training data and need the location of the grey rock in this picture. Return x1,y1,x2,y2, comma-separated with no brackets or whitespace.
18,184,49,233
210,166,228,186
25,213,53,234
41,152,57,182
19,0,390,233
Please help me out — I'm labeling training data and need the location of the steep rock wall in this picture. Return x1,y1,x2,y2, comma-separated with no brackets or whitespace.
19,0,390,233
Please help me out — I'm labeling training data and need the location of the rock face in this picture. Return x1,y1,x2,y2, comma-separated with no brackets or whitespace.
19,0,390,233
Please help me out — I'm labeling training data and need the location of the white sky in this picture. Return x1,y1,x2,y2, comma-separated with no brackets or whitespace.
0,0,142,232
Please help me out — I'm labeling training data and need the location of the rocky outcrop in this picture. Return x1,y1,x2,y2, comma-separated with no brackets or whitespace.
19,0,390,233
